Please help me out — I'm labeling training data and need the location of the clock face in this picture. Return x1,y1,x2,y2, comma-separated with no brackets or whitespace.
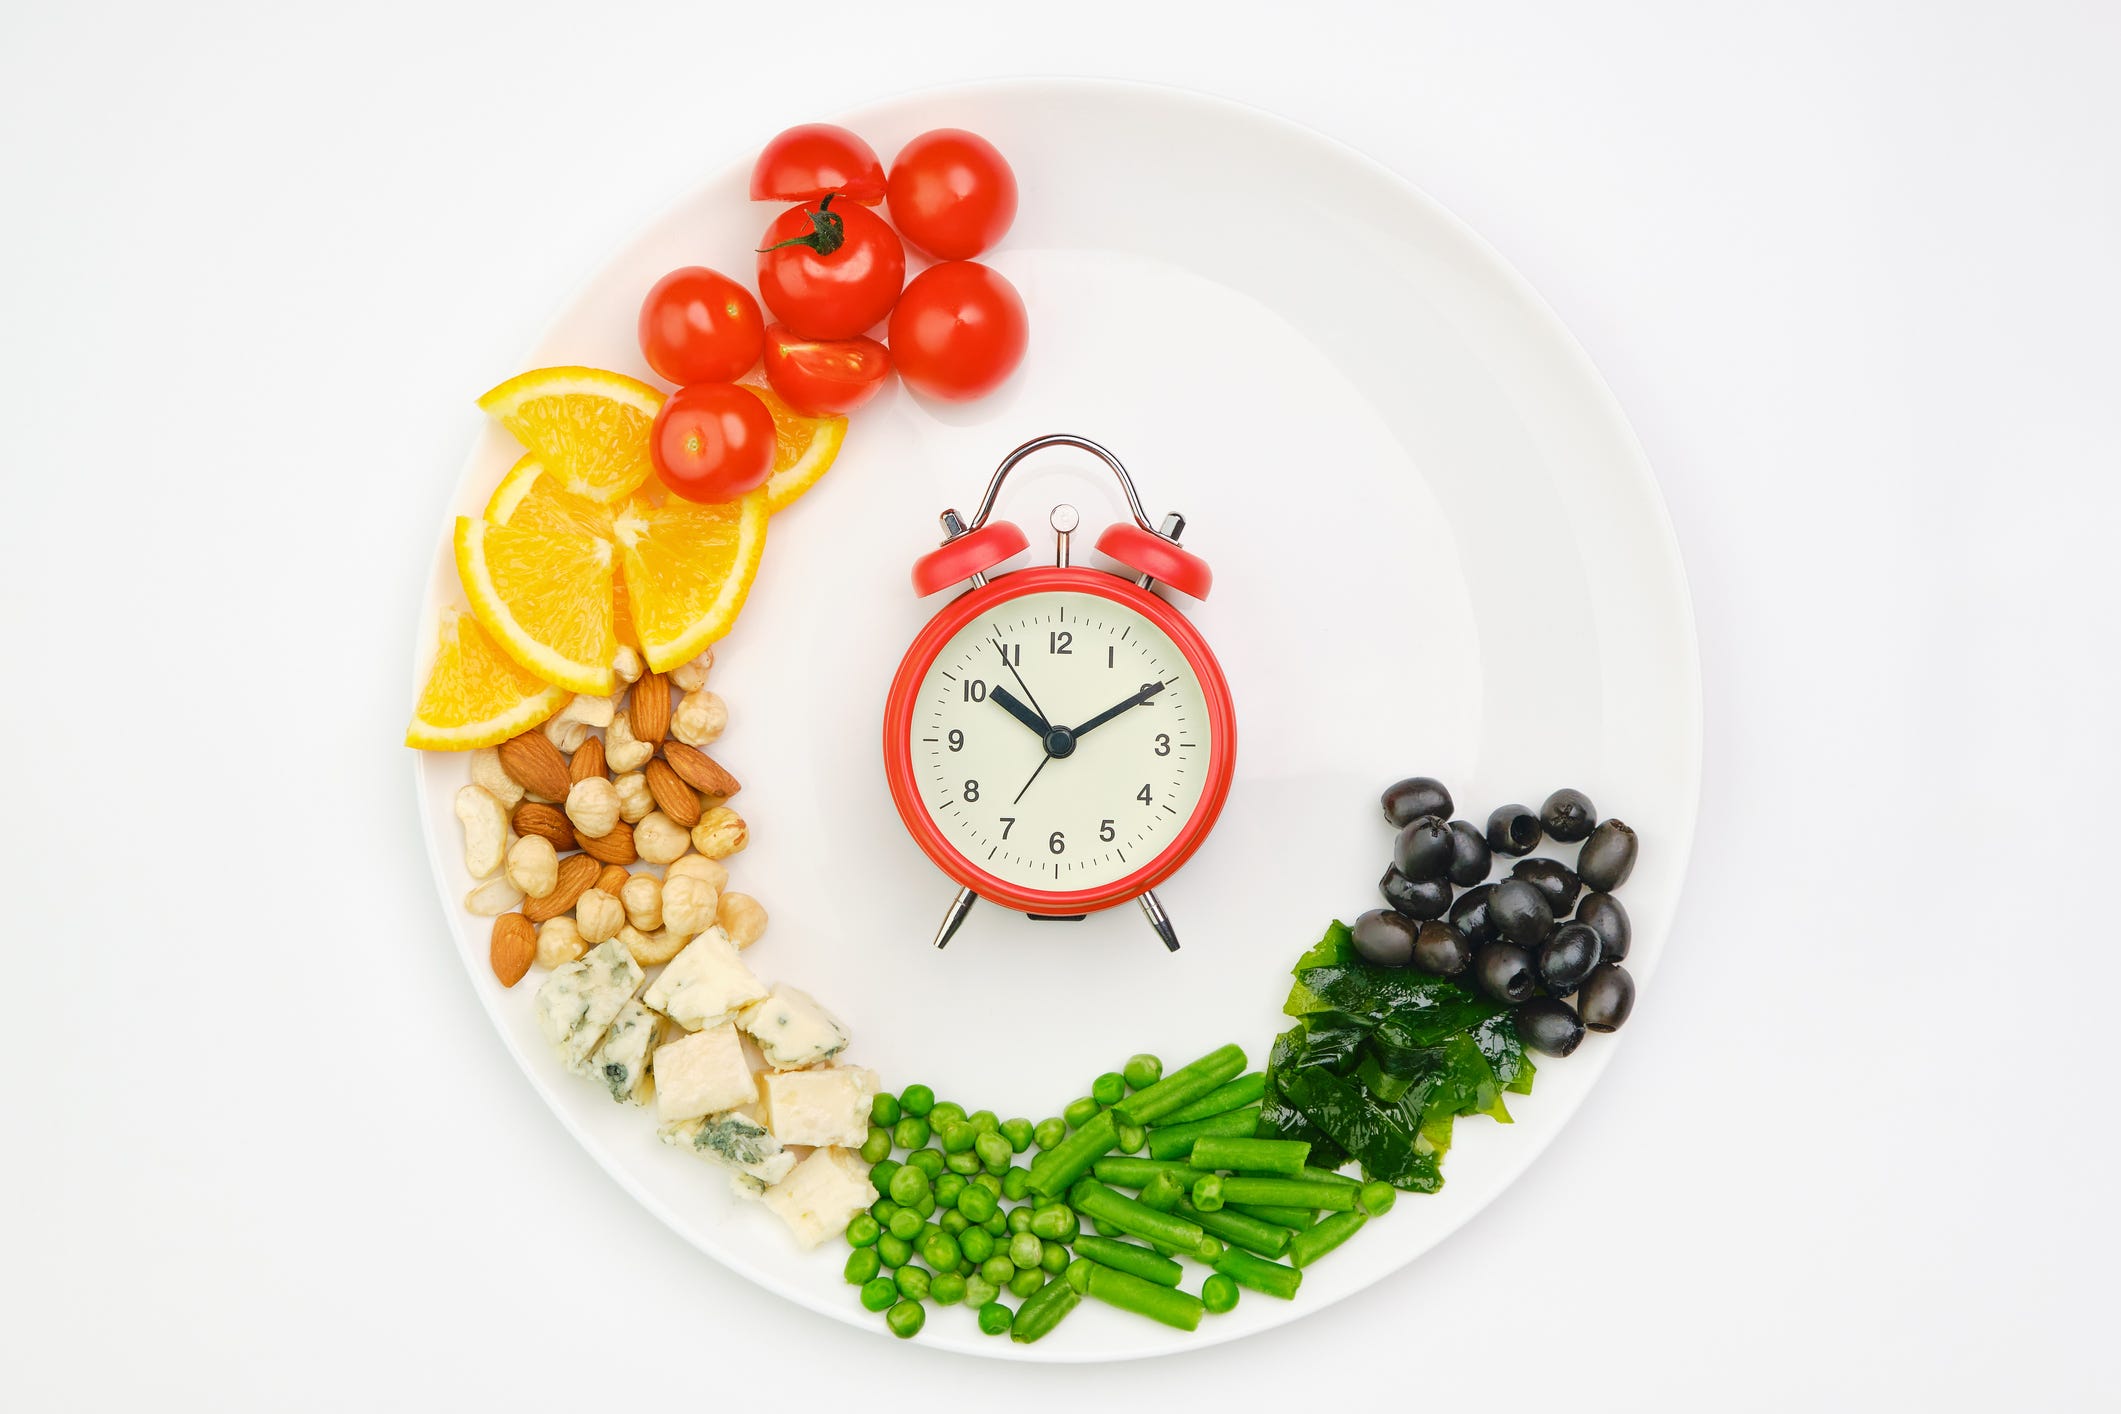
907,588,1216,897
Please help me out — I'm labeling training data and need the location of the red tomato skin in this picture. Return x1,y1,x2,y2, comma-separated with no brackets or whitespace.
638,267,765,386
750,124,885,204
649,383,777,502
887,261,1028,402
755,199,906,340
885,129,1019,261
761,324,894,416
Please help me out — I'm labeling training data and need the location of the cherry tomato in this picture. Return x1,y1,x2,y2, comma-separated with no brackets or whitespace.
761,323,893,416
885,129,1018,260
756,194,906,341
887,261,1027,402
649,383,776,502
637,267,765,386
750,123,885,204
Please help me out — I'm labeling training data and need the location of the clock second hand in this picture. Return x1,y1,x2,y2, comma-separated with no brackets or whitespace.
1010,751,1052,805
992,637,1052,728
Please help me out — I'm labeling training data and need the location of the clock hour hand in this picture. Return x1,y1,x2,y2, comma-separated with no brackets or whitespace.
988,684,1051,738
1069,681,1166,740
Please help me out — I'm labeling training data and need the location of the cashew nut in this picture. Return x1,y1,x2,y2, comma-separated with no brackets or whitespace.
672,689,728,747
469,748,525,808
613,645,644,685
612,770,655,823
454,785,509,879
620,874,663,933
717,892,768,948
463,875,525,916
670,647,714,692
661,873,720,936
535,915,586,969
575,888,625,943
604,709,654,773
565,777,622,838
505,834,560,898
617,923,686,967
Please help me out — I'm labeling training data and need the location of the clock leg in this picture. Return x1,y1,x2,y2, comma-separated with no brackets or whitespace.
934,886,980,950
1138,890,1181,952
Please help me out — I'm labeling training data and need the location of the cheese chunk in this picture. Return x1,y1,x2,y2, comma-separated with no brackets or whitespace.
738,985,849,1071
659,1110,796,1194
641,928,767,1032
534,940,645,1075
589,999,661,1106
652,1023,757,1123
759,1146,877,1249
759,1066,878,1148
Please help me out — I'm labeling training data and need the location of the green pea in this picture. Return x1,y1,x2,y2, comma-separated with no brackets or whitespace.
887,1208,924,1241
955,1185,997,1224
1065,1258,1094,1294
931,1271,967,1306
1040,1240,1070,1275
969,1109,1000,1133
1091,1072,1126,1107
886,1300,926,1339
929,1101,966,1129
1007,1207,1034,1235
869,1158,901,1190
894,1265,931,1302
964,1272,999,1309
871,1093,901,1127
888,1165,929,1207
979,1255,1015,1286
1008,1266,1045,1299
1201,1273,1240,1313
859,1277,897,1312
906,1148,945,1179
892,1116,930,1150
982,1212,1008,1236
845,1212,881,1248
959,1226,995,1264
970,1171,1003,1197
1123,1053,1163,1090
941,1121,976,1154
876,1233,910,1268
899,1084,934,1118
945,1149,981,1175
1001,1166,1031,1202
858,1127,891,1164
1360,1180,1397,1216
934,1173,966,1208
913,1192,936,1218
920,1228,961,1272
939,1209,970,1235
977,1301,1012,1336
843,1247,881,1284
1032,1117,1067,1151
1001,1117,1034,1153
1009,1231,1043,1269
975,1131,1012,1173
1029,1205,1078,1242
1063,1096,1101,1129
1115,1122,1146,1154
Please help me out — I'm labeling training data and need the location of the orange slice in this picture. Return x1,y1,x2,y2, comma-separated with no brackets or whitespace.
484,454,617,541
477,366,664,504
614,488,770,671
746,384,847,513
405,608,570,750
455,516,617,693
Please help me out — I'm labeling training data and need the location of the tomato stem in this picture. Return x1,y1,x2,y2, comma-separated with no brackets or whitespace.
756,192,847,257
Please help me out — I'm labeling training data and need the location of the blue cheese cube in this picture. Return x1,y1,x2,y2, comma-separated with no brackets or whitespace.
589,999,661,1106
738,985,849,1071
641,928,768,1032
659,1110,797,1194
652,1022,757,1123
759,1066,879,1148
760,1146,878,1249
534,940,645,1075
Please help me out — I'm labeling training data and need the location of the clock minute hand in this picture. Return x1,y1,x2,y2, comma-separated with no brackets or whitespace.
988,684,1051,738
1069,681,1166,740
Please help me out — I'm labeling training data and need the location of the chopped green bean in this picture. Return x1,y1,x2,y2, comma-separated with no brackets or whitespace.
898,1084,934,1118
1009,1275,1080,1343
1191,1174,1225,1212
1158,1071,1267,1126
1288,1210,1367,1268
1298,1166,1361,1187
1062,1095,1103,1129
844,1247,881,1284
1032,1117,1067,1151
859,1276,897,1311
1229,1203,1315,1229
1027,1110,1119,1198
1212,1245,1303,1299
1123,1053,1164,1091
1001,1117,1034,1153
1083,1264,1204,1331
1069,1178,1214,1257
1200,1272,1240,1313
1359,1181,1397,1216
1091,1156,1198,1188
1217,1176,1360,1212
1139,1170,1186,1212
1190,1136,1309,1175
1113,1043,1247,1127
1145,1107,1261,1161
1074,1235,1183,1287
1008,1266,1045,1298
977,1300,1012,1335
886,1300,926,1338
1175,1199,1292,1258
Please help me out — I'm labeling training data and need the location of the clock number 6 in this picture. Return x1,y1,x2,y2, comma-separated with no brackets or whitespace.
1049,830,1065,855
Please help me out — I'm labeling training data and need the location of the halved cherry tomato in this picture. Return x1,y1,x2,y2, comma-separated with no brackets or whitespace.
756,194,906,341
649,383,777,502
750,124,885,205
638,267,765,386
761,323,893,416
887,260,1027,401
885,129,1018,260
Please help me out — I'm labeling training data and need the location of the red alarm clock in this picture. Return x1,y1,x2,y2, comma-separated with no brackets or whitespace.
883,435,1236,951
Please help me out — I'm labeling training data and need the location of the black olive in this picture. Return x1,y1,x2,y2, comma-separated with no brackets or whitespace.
1539,788,1596,843
1509,857,1581,915
1577,964,1635,1032
1538,922,1603,993
1379,867,1452,920
1412,921,1471,976
1575,892,1631,963
1445,820,1492,887
1577,819,1638,892
1392,816,1456,883
1472,942,1537,1004
1448,884,1496,945
1381,776,1453,828
1515,997,1585,1057
1485,804,1542,857
1487,877,1554,947
1350,909,1418,968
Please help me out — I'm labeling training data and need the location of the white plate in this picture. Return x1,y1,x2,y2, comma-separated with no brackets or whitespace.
413,78,1699,1361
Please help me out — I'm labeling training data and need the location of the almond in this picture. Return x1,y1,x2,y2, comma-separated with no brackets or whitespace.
511,801,577,851
576,818,637,866
662,740,741,798
629,671,670,743
594,864,631,895
644,759,702,827
498,731,570,800
524,853,601,924
569,735,607,783
489,913,536,986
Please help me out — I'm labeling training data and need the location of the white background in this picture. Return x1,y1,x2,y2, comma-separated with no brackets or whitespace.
4,0,2116,1408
